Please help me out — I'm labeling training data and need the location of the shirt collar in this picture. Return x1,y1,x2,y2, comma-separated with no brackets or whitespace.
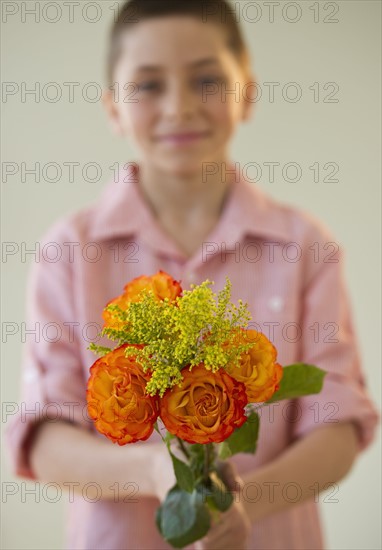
88,162,292,253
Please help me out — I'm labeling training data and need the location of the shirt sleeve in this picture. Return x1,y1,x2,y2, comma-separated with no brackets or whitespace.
290,225,380,452
4,222,93,480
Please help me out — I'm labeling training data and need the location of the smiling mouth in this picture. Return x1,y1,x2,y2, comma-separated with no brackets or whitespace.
157,132,210,144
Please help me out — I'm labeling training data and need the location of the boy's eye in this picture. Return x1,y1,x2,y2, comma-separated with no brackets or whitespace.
136,76,225,94
196,76,225,88
137,81,161,92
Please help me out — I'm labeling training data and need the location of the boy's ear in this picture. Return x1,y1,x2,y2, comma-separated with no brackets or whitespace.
241,72,257,122
242,100,253,122
101,89,125,136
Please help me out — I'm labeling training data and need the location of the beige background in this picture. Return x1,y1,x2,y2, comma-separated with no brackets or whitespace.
1,1,381,548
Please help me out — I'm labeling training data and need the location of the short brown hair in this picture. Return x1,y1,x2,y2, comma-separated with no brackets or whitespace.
106,0,251,87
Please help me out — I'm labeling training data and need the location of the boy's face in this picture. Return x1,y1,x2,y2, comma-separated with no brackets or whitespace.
103,16,253,175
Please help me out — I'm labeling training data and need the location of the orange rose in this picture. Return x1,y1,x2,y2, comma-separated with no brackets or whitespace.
103,270,182,329
226,330,283,403
102,293,131,331
159,364,248,444
87,344,159,444
123,270,182,302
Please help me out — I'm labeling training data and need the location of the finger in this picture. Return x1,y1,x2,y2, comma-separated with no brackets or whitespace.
197,524,249,550
201,534,248,550
215,460,243,492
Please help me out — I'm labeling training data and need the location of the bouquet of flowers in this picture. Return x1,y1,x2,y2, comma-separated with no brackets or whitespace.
87,271,326,548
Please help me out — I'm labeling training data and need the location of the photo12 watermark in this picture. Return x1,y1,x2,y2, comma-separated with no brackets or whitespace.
2,161,138,184
1,2,341,25
1,80,340,105
2,240,141,265
201,161,340,185
201,240,340,265
1,319,340,345
1,398,341,427
1,478,339,505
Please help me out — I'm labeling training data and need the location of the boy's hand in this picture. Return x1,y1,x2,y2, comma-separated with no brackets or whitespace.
195,460,251,550
194,498,251,550
215,459,244,492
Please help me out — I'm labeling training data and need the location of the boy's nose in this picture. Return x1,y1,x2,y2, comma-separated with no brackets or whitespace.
161,83,196,121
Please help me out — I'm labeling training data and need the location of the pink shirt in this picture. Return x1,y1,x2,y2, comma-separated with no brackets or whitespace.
5,162,379,550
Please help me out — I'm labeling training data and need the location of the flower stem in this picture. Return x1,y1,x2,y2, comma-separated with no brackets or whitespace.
176,437,190,460
203,443,213,484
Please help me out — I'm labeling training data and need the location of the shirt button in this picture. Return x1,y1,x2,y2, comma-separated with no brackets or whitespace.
268,296,284,312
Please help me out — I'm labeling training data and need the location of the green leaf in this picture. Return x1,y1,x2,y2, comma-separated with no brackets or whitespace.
188,443,205,462
87,343,112,356
164,431,175,445
155,503,162,534
218,411,259,459
170,452,195,493
156,485,211,548
154,425,174,447
266,363,327,403
187,444,206,478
